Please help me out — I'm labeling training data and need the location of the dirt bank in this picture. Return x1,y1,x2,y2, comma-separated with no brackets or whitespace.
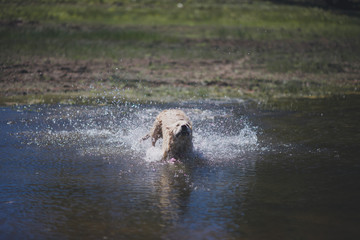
1,56,358,100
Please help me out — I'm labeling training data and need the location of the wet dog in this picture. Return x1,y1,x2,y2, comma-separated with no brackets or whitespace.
142,109,193,160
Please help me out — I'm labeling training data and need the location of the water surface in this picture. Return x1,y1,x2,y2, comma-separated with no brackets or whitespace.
1,96,359,239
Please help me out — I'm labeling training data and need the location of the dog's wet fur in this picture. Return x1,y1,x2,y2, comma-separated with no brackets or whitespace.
142,109,193,160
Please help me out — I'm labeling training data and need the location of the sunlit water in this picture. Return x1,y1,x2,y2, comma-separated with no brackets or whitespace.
1,96,359,239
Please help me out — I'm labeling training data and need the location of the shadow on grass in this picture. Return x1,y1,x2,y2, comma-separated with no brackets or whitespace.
267,0,360,11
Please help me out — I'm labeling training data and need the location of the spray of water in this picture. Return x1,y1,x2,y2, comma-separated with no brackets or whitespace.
20,103,259,163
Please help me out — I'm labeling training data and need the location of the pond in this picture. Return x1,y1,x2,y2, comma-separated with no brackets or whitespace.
1,95,359,239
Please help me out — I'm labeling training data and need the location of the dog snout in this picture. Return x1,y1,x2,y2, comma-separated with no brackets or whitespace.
181,124,188,131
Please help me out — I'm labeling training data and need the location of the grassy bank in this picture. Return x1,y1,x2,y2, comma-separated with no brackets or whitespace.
0,0,359,105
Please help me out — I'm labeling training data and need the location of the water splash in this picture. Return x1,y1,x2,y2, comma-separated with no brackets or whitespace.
19,102,259,163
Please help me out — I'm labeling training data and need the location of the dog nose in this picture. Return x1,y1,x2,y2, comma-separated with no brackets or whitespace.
181,125,187,131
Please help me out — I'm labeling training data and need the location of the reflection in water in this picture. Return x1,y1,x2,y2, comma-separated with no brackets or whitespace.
1,96,360,239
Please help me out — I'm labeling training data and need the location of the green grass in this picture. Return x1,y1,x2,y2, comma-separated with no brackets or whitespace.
1,22,359,72
0,25,180,60
0,0,359,104
1,1,359,39
1,79,356,106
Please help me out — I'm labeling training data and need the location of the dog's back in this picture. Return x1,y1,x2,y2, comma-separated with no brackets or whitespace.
157,109,190,127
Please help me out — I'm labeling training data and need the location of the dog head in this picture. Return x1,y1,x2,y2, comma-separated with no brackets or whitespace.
171,120,192,139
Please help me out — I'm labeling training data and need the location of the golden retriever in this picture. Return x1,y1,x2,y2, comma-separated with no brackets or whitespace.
142,109,193,160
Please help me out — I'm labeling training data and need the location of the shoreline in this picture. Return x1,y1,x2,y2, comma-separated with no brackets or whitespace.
1,57,358,106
